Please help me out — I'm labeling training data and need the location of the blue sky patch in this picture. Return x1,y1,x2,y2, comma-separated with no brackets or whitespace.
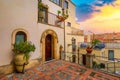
71,0,117,21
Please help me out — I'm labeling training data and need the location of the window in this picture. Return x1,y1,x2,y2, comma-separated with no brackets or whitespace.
15,31,27,44
108,50,114,61
72,37,76,52
64,1,68,9
50,0,61,6
67,22,71,27
38,4,48,23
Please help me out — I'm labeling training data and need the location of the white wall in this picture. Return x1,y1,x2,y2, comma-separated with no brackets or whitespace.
42,0,62,15
0,0,39,66
0,0,65,66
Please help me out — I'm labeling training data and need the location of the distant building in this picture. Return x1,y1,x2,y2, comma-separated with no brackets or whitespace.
85,32,120,42
83,32,120,59
64,0,84,52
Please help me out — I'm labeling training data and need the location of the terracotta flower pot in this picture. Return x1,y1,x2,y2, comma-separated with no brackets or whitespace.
86,47,93,54
56,16,66,22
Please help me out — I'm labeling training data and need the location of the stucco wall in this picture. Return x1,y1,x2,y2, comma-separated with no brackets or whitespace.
42,0,62,15
105,48,120,59
0,0,64,66
79,48,120,59
65,26,84,52
65,0,80,29
0,0,40,66
64,0,84,52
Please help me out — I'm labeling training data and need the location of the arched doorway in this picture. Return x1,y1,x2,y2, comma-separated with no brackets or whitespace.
45,34,52,61
41,29,59,62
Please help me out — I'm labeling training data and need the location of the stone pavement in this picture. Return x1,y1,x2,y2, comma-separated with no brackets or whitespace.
0,60,120,80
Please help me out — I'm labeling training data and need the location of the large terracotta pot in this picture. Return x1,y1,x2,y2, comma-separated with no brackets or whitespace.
14,53,26,73
86,47,93,54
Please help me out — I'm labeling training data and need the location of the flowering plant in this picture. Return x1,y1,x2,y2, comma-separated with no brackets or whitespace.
56,10,69,22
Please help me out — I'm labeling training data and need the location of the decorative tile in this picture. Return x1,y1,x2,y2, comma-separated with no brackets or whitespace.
1,60,119,80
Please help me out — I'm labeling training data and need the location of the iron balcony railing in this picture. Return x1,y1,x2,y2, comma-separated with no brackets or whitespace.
38,11,64,27
60,51,120,76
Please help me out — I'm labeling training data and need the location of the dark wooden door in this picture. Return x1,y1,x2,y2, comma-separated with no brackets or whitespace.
45,34,52,61
82,54,86,65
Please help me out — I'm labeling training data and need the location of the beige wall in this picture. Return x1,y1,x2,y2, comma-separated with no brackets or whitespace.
104,48,120,59
65,0,80,29
79,48,101,55
0,0,64,66
65,0,79,29
64,0,84,52
66,33,84,52
79,48,120,59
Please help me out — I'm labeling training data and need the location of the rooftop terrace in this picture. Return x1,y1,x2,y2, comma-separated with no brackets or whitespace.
1,60,119,80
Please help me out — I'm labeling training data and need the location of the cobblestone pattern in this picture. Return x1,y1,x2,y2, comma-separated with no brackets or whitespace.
0,60,120,80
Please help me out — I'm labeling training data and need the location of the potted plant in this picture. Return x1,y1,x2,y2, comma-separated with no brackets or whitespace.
56,10,69,22
12,41,36,73
86,39,100,54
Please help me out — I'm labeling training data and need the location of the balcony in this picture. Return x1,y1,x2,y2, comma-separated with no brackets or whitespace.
38,11,64,28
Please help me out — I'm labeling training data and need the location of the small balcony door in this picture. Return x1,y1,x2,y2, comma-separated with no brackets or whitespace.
108,50,114,61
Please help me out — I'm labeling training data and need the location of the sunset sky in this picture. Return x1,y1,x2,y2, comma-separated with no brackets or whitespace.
71,0,120,34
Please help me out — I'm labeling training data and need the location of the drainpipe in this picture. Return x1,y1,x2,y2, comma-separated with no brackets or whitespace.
62,7,66,53
64,18,66,53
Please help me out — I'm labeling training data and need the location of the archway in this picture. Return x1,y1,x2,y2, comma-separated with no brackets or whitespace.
41,29,58,61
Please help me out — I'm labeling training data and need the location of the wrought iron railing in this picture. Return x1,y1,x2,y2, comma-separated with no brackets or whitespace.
92,55,120,74
38,11,64,27
61,51,120,76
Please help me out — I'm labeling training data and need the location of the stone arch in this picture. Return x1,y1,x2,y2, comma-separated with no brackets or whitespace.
40,29,59,61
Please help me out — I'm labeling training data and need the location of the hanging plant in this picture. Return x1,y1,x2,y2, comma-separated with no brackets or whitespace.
56,10,69,22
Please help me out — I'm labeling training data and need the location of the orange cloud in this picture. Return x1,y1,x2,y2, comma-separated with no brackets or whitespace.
80,1,120,34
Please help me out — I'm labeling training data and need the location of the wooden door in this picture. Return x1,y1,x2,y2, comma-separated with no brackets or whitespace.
82,54,86,65
45,34,52,61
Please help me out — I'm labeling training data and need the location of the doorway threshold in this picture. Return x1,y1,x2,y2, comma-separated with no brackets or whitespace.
44,59,56,63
